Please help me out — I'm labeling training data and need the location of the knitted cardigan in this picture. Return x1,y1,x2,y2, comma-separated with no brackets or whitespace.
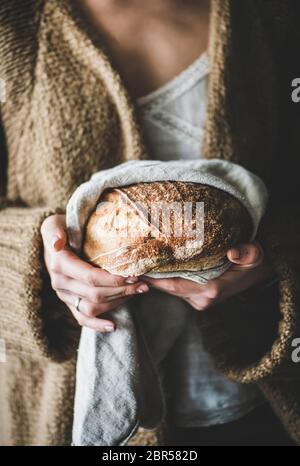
0,0,300,446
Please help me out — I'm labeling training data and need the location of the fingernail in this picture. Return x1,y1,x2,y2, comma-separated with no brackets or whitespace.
136,284,149,294
126,276,139,284
52,235,61,251
231,247,241,260
104,325,115,333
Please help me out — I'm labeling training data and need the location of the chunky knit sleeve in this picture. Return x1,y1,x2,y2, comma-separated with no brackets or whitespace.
197,200,300,387
196,200,300,443
0,128,79,362
0,203,80,361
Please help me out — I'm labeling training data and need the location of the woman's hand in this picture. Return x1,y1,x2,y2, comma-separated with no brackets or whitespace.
41,214,149,332
142,242,274,311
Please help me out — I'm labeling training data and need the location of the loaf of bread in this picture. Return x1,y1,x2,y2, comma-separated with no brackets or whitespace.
83,181,253,276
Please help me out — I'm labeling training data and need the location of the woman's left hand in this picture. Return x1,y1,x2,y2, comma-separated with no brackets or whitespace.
141,242,274,311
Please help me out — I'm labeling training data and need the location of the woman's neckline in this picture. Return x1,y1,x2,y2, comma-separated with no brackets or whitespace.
137,51,210,106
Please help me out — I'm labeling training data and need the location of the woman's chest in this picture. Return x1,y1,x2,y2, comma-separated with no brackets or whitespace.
76,0,210,98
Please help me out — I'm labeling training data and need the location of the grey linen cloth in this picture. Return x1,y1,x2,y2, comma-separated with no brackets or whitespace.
66,159,268,446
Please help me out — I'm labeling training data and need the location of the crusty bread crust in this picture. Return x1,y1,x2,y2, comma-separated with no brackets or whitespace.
83,181,253,276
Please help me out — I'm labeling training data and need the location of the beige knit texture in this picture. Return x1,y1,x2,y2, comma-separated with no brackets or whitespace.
0,0,300,445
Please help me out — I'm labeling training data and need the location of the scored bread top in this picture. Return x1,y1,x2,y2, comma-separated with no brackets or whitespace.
119,181,253,258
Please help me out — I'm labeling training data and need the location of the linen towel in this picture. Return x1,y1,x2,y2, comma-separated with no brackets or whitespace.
67,159,268,445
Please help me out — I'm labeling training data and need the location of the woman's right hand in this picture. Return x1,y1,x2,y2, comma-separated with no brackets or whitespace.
41,214,149,332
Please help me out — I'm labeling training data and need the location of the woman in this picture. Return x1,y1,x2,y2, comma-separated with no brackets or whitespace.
0,0,299,446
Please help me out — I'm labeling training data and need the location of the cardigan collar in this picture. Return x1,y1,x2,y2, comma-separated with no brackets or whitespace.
53,0,148,162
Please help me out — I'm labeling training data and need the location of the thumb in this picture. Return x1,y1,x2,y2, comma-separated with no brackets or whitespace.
41,214,68,252
227,242,264,268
